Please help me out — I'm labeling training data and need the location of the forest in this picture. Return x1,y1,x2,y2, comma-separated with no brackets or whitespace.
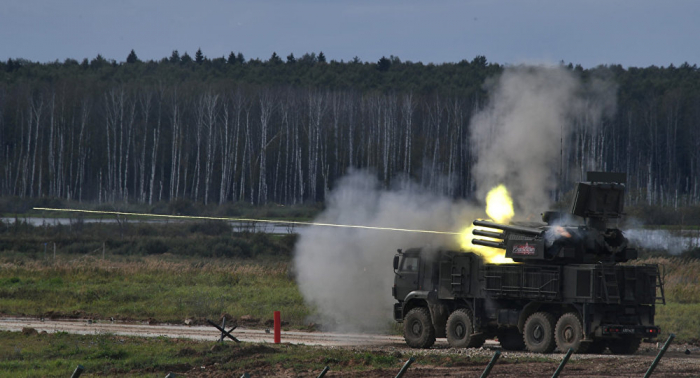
1,50,699,210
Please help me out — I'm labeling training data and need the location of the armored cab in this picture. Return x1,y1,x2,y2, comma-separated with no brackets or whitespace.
392,172,665,354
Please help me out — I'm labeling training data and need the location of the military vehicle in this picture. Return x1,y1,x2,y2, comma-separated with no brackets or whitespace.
392,172,665,353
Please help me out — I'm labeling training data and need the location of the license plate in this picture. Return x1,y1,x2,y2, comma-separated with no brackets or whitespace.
622,328,635,334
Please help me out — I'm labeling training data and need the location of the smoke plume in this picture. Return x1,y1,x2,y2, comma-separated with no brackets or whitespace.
293,171,479,331
624,228,699,255
470,65,616,217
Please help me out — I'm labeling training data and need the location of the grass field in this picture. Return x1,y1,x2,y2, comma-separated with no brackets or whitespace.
0,330,561,378
0,220,698,344
0,256,307,327
0,253,698,343
0,330,392,377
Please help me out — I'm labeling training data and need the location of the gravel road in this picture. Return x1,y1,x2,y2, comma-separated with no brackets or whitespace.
2,317,699,377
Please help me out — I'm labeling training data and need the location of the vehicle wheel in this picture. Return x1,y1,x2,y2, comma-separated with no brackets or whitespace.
523,312,556,353
585,340,607,354
555,313,588,353
608,336,641,355
498,328,525,351
446,309,481,348
403,307,436,348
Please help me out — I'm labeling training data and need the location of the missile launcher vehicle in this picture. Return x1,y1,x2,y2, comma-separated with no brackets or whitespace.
392,172,665,353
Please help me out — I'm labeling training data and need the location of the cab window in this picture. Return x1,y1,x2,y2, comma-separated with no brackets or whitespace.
400,256,419,272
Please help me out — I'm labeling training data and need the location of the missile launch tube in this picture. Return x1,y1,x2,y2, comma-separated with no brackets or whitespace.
473,220,544,236
472,229,505,239
472,239,505,249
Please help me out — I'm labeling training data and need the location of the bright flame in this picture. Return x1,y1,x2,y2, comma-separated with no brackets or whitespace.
459,184,516,264
485,184,514,223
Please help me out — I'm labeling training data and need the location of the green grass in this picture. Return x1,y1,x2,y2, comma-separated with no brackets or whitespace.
656,303,700,342
0,256,307,326
0,330,561,377
0,220,699,344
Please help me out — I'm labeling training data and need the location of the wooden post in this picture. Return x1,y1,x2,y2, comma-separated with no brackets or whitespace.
274,311,281,343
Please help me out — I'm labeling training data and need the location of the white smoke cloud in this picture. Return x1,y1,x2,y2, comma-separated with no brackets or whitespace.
624,228,700,255
470,65,616,217
293,171,479,332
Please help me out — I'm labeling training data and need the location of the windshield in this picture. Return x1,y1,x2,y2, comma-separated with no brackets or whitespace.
400,256,419,272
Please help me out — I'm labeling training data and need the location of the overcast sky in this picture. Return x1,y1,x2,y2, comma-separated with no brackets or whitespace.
3,0,698,68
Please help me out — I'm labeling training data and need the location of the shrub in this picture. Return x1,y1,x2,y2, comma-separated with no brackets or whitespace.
189,220,230,236
167,198,196,216
138,239,169,255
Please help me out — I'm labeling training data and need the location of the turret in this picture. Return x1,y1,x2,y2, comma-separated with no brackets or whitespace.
472,172,637,264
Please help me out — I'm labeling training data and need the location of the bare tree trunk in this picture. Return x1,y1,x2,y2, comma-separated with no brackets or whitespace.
240,106,252,203
47,92,56,197
203,91,219,205
138,90,153,203
29,96,44,197
307,91,326,202
257,90,275,204
76,98,91,202
402,93,414,176
192,94,205,202
169,89,181,200
230,91,244,202
148,88,162,205
218,100,231,204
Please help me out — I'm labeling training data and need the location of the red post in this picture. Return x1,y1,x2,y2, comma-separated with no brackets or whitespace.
273,311,281,343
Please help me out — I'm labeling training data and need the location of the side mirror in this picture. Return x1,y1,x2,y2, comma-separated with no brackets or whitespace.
393,255,400,271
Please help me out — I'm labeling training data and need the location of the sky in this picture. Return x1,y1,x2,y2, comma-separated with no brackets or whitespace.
2,0,698,68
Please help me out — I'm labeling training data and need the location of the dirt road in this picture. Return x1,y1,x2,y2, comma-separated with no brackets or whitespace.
2,317,699,377
0,316,407,346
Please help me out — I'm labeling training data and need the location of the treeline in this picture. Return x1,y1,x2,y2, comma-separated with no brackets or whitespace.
1,52,699,207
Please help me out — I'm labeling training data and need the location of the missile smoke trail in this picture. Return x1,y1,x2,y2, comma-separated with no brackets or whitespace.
31,207,460,235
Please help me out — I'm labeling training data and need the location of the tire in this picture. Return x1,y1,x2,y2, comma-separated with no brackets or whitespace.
498,328,525,351
446,309,482,348
403,307,436,348
523,312,556,353
608,336,641,355
585,340,607,354
555,313,588,353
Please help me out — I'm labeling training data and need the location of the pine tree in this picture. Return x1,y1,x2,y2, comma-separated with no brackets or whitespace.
195,48,204,64
126,49,139,64
169,50,180,63
269,52,283,65
318,51,327,63
377,56,391,72
90,54,107,68
228,52,237,64
287,53,296,64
